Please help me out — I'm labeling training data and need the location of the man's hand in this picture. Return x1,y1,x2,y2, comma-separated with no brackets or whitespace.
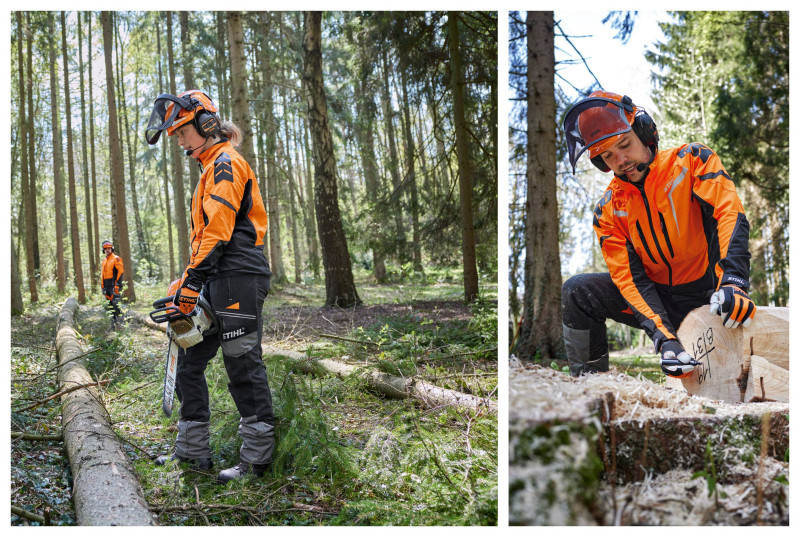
174,284,200,316
660,339,697,378
710,285,756,328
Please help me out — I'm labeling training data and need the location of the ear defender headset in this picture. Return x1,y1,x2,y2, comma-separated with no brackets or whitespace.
185,92,221,140
588,95,659,173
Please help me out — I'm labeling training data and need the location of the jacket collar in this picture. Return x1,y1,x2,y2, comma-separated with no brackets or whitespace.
195,137,231,167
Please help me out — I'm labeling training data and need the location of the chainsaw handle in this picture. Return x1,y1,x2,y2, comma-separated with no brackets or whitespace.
149,296,194,324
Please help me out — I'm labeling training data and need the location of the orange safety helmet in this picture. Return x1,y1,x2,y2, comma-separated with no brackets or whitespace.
563,90,658,173
146,90,220,145
101,240,114,252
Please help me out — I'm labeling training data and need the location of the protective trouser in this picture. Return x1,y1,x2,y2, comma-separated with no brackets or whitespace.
105,294,122,322
561,272,707,376
174,273,275,463
175,420,212,460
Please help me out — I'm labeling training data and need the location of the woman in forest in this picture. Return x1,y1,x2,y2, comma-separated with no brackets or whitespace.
145,89,274,483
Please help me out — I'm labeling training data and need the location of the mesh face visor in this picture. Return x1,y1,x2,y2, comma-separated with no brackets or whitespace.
145,93,193,145
563,98,635,173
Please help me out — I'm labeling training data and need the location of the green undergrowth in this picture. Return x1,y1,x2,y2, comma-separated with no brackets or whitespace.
609,352,664,384
11,278,498,526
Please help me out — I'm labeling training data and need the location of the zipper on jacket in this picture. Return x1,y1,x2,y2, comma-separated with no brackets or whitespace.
658,212,675,258
635,221,658,264
634,182,673,286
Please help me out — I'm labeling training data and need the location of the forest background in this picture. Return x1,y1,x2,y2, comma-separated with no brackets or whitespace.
9,10,499,526
509,11,789,367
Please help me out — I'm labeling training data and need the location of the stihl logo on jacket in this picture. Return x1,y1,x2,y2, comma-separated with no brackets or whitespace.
593,143,751,344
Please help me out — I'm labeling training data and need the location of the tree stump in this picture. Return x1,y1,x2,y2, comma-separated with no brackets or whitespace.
57,298,156,526
666,306,789,403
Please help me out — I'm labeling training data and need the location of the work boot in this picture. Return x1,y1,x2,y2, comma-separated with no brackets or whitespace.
217,461,270,483
217,416,274,483
155,453,213,470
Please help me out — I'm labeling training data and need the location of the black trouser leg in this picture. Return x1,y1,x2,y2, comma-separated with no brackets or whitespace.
175,335,220,422
561,273,640,376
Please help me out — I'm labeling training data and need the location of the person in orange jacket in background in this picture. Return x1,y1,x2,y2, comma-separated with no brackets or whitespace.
561,91,756,378
100,240,124,328
146,89,274,484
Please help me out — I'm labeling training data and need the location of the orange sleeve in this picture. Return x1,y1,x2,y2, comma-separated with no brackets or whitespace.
685,144,751,289
594,189,677,346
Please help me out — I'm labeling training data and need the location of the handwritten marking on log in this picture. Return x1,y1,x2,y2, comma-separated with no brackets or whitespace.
667,306,789,404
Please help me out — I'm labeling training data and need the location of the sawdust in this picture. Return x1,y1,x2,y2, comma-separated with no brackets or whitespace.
509,357,788,424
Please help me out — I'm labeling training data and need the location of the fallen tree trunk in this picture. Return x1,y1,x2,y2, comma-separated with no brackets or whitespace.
134,312,495,412
57,298,156,526
263,345,497,412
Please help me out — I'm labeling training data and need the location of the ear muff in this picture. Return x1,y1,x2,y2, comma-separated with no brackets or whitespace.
194,109,220,139
590,155,611,173
632,110,659,150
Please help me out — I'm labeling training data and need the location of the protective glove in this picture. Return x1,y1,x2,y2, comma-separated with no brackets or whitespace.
660,339,696,379
114,285,120,295
174,281,200,316
709,285,756,328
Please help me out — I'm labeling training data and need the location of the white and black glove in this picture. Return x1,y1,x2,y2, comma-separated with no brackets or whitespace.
660,339,697,378
710,285,757,329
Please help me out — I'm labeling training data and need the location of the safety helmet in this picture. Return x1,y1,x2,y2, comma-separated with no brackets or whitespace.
145,90,220,145
563,90,658,173
101,240,114,252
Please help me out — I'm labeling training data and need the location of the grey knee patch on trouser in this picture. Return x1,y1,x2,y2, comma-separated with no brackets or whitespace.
238,415,275,465
175,420,212,459
563,324,609,376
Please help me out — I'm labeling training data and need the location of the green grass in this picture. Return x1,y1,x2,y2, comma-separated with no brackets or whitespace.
609,352,664,384
11,274,498,526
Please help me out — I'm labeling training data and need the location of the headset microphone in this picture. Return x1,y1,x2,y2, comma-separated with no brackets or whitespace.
636,162,647,172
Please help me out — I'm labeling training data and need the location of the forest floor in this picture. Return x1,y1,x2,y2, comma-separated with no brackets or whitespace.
11,275,498,526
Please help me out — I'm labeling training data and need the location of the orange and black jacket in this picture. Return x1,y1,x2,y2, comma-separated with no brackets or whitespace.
180,138,271,291
593,143,750,348
101,253,124,297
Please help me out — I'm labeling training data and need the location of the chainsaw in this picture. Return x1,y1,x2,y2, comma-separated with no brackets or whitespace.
149,294,218,417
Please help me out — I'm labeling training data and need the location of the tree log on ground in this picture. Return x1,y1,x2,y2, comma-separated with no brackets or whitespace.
667,306,789,403
134,312,495,412
57,298,156,526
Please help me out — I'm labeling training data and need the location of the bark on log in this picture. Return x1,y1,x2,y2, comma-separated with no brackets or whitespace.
667,306,789,403
57,298,156,526
263,345,496,412
134,312,496,412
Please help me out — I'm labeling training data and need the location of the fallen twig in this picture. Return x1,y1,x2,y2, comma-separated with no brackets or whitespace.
318,332,382,347
11,505,47,524
13,379,112,412
11,431,62,442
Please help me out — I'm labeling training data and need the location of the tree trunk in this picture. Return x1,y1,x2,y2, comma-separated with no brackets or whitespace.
155,20,175,280
256,17,287,284
87,12,101,286
25,12,40,281
226,12,257,166
265,345,496,411
77,13,96,293
515,11,562,359
448,12,480,303
48,12,67,292
17,12,37,303
11,241,24,315
101,11,136,302
379,49,407,263
281,82,303,284
62,12,86,304
180,11,201,194
302,11,361,307
302,116,321,278
354,38,387,282
166,12,190,271
400,68,423,273
56,298,156,525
